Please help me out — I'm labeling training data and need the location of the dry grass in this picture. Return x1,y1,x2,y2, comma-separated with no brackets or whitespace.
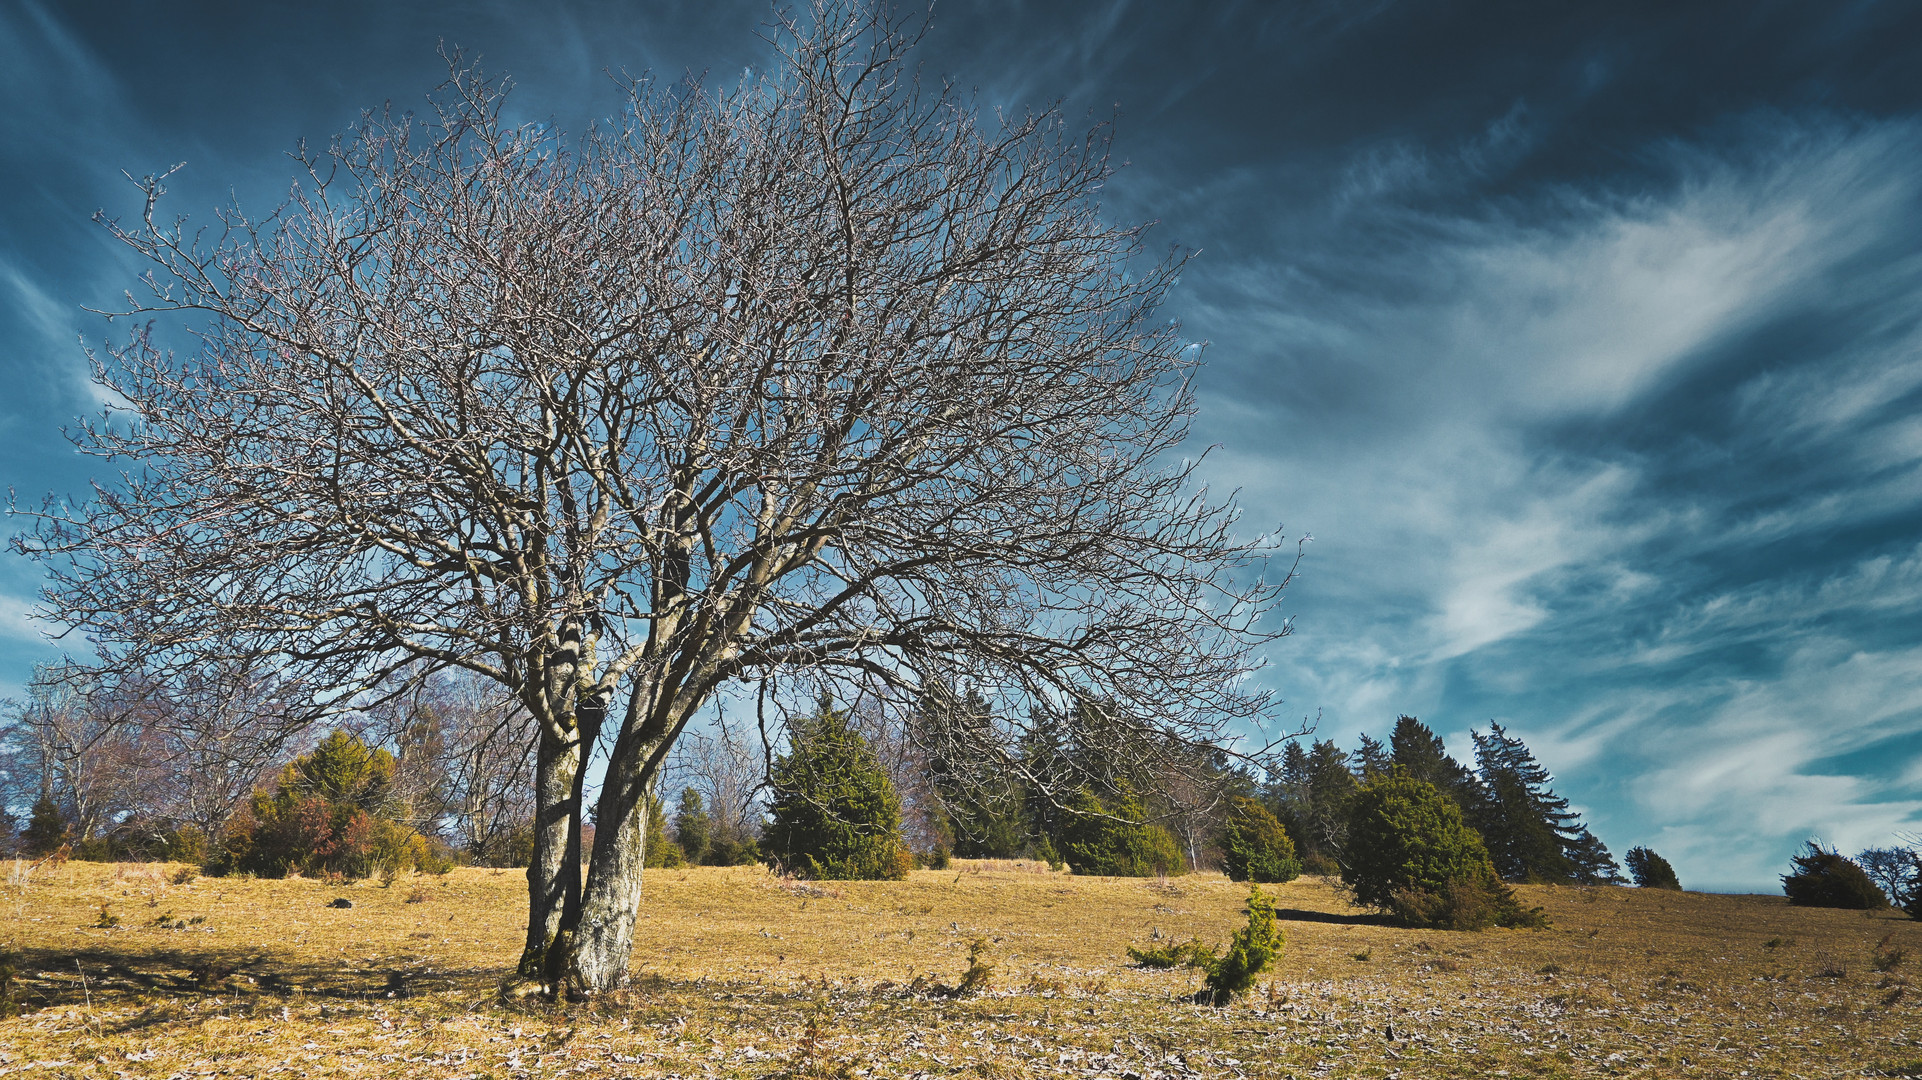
2,860,1920,1077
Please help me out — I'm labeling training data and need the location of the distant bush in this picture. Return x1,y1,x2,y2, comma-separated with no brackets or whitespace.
1782,843,1887,910
1219,796,1299,884
1058,784,1184,878
19,796,67,857
1343,772,1544,930
919,847,952,870
212,730,449,879
1625,846,1682,890
764,699,910,880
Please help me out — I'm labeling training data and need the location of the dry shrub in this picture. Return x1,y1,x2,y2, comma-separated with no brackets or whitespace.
1872,934,1907,972
958,937,994,996
405,883,432,904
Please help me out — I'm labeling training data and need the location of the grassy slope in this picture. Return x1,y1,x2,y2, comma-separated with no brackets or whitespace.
1,859,1919,1078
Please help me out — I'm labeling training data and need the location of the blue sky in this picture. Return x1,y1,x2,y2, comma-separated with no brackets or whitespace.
4,1,1921,891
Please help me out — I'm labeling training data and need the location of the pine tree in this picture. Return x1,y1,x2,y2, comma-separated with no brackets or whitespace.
1352,734,1392,783
1624,845,1681,890
672,787,710,865
1471,724,1620,884
20,793,68,856
1387,716,1479,809
764,696,910,880
1057,783,1184,877
1264,740,1356,872
643,790,685,868
917,688,1027,858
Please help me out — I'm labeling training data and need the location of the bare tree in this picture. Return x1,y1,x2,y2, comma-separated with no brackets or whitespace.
16,1,1292,993
369,669,535,864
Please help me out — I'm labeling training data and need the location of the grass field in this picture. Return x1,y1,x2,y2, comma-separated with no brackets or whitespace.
2,859,1919,1078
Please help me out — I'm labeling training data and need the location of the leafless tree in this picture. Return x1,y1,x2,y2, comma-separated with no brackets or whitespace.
16,1,1293,993
369,669,535,864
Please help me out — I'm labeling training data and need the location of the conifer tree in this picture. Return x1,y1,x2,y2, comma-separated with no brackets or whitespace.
1265,739,1357,872
764,697,910,881
1352,734,1392,783
672,787,710,866
915,688,1027,858
1624,845,1681,890
1388,716,1479,809
20,794,68,856
1471,724,1620,884
1057,782,1184,877
643,790,684,868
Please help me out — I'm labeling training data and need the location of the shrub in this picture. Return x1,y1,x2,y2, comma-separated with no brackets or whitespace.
921,847,952,870
1220,796,1300,884
1782,842,1887,909
1625,846,1681,890
1126,937,1217,970
1058,785,1184,878
764,698,910,880
1200,887,1284,1006
212,730,443,880
1343,771,1544,930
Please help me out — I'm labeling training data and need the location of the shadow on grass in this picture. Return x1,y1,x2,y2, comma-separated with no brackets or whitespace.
5,941,507,1015
1272,907,1393,927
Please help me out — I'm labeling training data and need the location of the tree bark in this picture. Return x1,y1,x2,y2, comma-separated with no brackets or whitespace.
562,724,660,995
518,719,585,979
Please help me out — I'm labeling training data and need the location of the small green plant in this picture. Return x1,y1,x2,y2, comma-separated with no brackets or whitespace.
1126,937,1217,970
1351,948,1372,962
93,904,119,929
958,937,994,996
1199,887,1284,1006
167,866,199,886
1764,936,1793,950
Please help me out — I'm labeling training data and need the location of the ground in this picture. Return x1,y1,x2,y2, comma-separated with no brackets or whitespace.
1,859,1918,1078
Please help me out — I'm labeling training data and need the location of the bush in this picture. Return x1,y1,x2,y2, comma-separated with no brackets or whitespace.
19,795,67,857
1220,796,1300,884
1200,887,1284,1006
1126,937,1217,970
920,847,952,870
1624,845,1681,890
1782,843,1887,909
763,698,910,880
211,730,443,880
1058,785,1185,878
1343,772,1543,930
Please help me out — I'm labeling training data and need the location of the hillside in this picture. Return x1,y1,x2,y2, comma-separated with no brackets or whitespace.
2,860,1918,1077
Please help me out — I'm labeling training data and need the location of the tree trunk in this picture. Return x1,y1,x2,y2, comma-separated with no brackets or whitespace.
518,720,584,978
562,726,662,995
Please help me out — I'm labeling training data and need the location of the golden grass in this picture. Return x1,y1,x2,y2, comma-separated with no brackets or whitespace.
2,858,1920,1077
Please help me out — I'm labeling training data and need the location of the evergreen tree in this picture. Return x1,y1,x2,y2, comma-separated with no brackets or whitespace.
1388,715,1479,809
1781,842,1887,909
1264,739,1356,873
1343,772,1544,930
20,793,68,856
1624,845,1681,890
672,787,710,865
1057,783,1184,877
1471,724,1620,884
1219,796,1299,883
916,688,1027,858
764,697,910,880
1351,734,1392,783
643,790,685,868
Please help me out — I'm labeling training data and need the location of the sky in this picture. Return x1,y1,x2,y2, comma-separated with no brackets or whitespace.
3,0,1921,892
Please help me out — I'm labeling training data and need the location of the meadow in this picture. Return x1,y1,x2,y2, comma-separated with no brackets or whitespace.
1,860,1918,1078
